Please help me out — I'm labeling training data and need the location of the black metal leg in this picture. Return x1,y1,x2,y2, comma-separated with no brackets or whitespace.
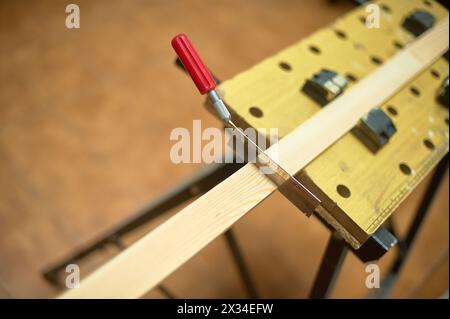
375,154,448,298
224,229,259,298
43,162,244,285
309,232,348,299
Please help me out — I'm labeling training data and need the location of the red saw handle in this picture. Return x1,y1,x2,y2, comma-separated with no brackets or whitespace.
171,34,216,95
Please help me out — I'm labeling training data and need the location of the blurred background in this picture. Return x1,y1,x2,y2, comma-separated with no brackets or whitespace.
0,0,448,298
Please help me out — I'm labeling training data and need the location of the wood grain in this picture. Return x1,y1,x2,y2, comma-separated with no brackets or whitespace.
60,17,449,298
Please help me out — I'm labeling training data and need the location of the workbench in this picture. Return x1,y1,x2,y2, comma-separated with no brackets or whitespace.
218,0,448,248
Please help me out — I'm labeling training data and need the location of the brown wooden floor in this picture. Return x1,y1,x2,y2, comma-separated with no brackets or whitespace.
0,0,447,298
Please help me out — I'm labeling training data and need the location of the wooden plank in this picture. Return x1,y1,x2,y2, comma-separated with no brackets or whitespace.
219,0,449,244
60,17,449,299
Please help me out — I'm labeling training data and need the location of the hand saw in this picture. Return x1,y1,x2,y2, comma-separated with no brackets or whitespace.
171,33,322,216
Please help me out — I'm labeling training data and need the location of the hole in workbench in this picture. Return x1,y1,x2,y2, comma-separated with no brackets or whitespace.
334,29,347,39
359,16,367,25
381,4,392,13
430,69,441,79
346,73,358,82
337,184,351,198
445,117,449,126
423,138,435,150
249,106,264,118
309,45,321,55
423,0,433,7
399,163,412,175
394,41,404,49
279,62,292,71
370,56,383,65
387,105,398,116
410,86,421,97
